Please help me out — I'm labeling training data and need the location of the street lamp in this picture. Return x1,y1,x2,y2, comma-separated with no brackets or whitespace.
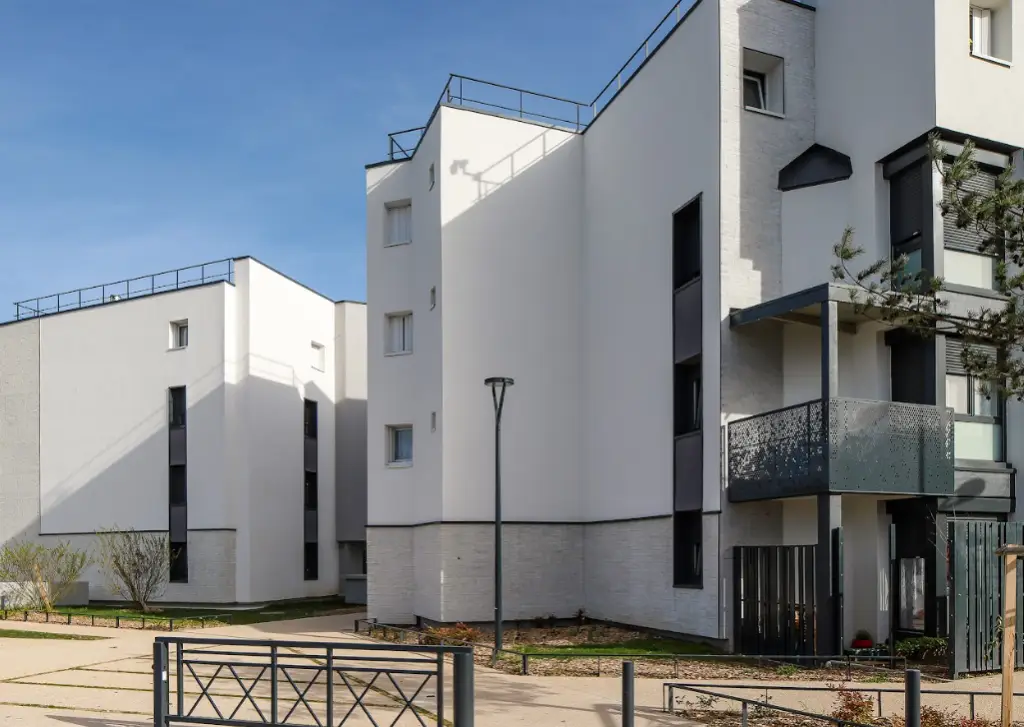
485,376,514,660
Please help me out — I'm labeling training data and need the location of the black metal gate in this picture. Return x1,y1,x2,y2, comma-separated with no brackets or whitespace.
949,520,1024,678
733,544,817,656
153,636,475,726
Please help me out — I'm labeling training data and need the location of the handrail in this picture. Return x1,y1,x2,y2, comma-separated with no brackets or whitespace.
664,682,1024,722
13,258,234,321
379,0,697,161
664,684,878,727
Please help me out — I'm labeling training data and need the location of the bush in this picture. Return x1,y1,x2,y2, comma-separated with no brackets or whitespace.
96,528,172,613
894,636,948,661
0,540,90,611
829,684,876,724
421,623,484,645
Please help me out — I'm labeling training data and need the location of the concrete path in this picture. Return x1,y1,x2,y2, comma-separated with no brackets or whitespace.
0,614,1018,726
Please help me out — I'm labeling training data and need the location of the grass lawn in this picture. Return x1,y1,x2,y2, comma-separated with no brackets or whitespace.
512,637,719,656
0,628,106,640
14,597,359,627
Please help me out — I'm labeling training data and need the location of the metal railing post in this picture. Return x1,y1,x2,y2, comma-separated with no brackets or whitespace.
176,642,184,717
153,641,168,727
622,661,635,727
906,669,921,727
271,644,279,724
741,701,749,727
453,651,475,727
326,647,335,727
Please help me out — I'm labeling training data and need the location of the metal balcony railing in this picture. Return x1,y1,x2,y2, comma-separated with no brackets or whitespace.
384,0,695,161
13,258,234,321
727,398,955,502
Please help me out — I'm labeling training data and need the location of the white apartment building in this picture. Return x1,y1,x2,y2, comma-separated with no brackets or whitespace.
0,256,367,605
365,0,1024,655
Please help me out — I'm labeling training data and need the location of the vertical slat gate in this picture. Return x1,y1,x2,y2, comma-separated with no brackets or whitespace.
949,520,1024,678
734,544,817,656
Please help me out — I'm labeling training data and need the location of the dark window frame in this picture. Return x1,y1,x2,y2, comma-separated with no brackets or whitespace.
672,196,702,291
304,542,319,581
169,465,187,506
304,470,318,510
673,510,703,588
169,387,187,428
675,360,702,437
169,541,188,583
304,399,318,439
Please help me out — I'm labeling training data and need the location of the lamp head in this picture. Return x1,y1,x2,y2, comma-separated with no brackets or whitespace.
484,377,515,388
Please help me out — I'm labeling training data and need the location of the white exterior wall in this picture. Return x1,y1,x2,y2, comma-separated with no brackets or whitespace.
237,258,340,602
1,258,366,605
780,182,852,297
782,323,890,406
440,107,584,523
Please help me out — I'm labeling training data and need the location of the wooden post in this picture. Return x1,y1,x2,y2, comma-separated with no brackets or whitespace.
1004,552,1017,727
995,544,1024,727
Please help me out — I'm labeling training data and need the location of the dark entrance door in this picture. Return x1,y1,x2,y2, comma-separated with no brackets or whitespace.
887,499,946,645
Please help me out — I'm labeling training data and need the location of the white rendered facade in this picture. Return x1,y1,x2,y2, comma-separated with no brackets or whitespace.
0,257,367,605
366,0,1024,648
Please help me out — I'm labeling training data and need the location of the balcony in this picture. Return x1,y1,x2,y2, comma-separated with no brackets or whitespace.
727,398,954,502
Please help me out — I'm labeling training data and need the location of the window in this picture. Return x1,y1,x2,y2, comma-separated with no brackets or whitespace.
743,71,765,110
169,387,186,428
673,511,702,588
304,471,318,509
169,465,187,506
971,2,1012,63
385,313,413,355
428,164,436,190
944,251,997,290
310,341,325,371
304,543,319,581
385,201,412,246
304,399,318,439
170,320,188,349
889,162,927,288
898,557,926,632
387,425,413,465
674,360,702,437
429,286,437,310
170,542,188,583
742,49,784,115
673,197,701,289
947,373,1002,460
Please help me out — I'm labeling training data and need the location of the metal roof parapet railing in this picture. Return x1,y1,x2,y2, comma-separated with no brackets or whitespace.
382,0,692,161
13,258,235,321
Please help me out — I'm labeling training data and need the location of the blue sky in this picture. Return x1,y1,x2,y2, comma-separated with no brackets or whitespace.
0,0,668,314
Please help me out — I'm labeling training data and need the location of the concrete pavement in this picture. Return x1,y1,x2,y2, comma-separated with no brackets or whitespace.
0,613,1020,726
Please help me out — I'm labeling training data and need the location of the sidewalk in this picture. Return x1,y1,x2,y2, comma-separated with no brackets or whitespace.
0,614,1017,726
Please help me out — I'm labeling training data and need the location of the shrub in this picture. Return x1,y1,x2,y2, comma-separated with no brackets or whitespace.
894,636,948,661
96,528,172,613
829,684,876,725
421,623,483,645
0,540,90,611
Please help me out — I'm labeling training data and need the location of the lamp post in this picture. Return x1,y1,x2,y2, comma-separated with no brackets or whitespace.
485,376,514,661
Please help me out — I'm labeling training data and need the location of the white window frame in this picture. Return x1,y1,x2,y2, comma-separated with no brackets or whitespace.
386,425,413,466
310,341,325,372
384,312,413,355
170,320,189,350
743,72,766,111
385,201,412,247
971,5,993,58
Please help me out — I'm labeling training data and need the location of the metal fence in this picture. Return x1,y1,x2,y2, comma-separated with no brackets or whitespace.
1,608,226,631
355,619,907,679
383,0,698,161
14,258,235,320
153,636,474,726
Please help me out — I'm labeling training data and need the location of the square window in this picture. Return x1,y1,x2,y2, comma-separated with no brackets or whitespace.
169,387,186,428
170,320,188,349
971,2,1012,63
311,341,325,371
385,313,413,355
387,425,413,465
385,201,412,246
742,49,784,115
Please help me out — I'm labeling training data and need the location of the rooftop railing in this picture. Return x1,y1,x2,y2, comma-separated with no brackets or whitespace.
13,258,234,321
384,0,694,161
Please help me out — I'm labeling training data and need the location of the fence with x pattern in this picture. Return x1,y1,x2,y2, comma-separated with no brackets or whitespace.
152,636,475,727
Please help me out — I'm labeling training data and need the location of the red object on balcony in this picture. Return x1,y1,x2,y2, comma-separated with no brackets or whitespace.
852,639,873,649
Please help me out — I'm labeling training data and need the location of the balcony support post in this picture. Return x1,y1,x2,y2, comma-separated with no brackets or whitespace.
816,493,842,655
821,301,839,401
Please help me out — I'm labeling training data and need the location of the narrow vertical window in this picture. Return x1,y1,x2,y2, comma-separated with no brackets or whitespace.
168,386,188,583
303,398,319,580
386,202,412,246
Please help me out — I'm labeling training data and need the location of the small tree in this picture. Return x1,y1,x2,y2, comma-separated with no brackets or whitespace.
0,540,90,611
833,133,1024,397
96,528,172,613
